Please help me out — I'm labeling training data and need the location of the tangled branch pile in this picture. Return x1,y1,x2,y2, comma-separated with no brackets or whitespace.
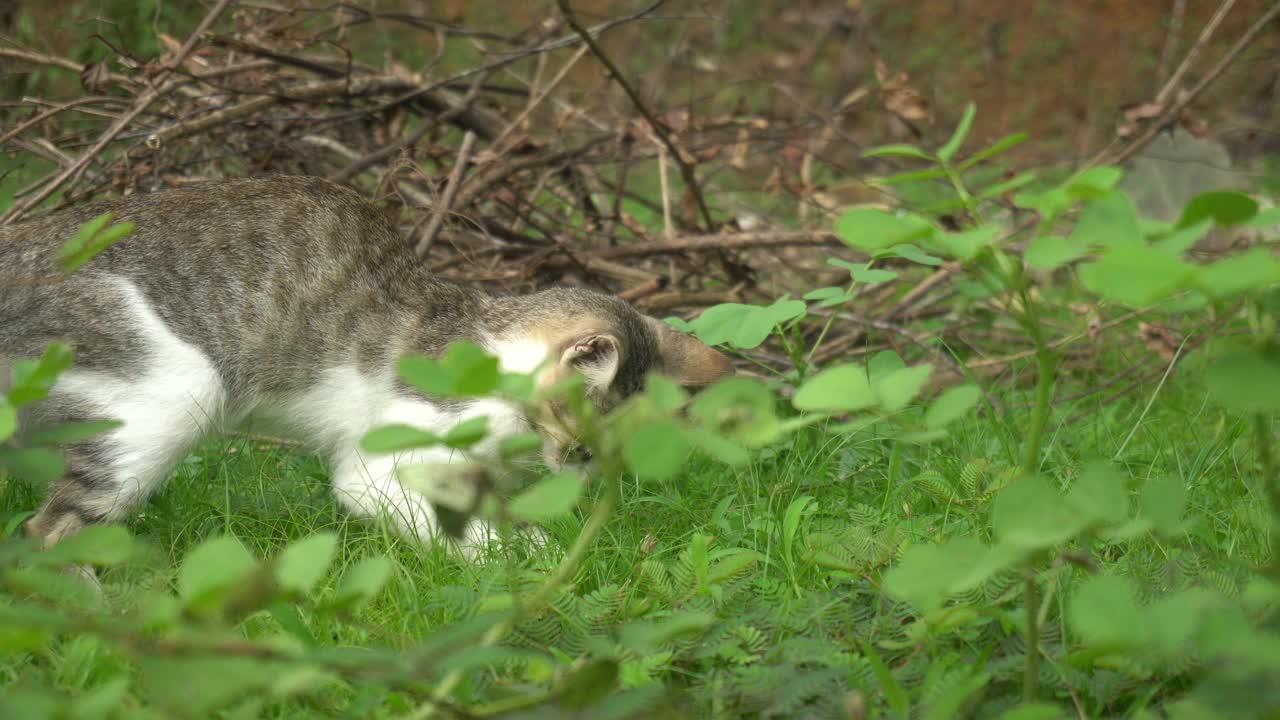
3,0,1275,403
1,2,848,309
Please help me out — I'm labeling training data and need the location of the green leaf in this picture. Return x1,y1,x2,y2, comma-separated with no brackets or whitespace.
178,535,258,609
559,659,619,710
689,532,709,591
881,242,943,266
707,548,762,584
624,419,690,480
976,171,1037,201
884,537,985,613
1152,219,1212,255
1140,475,1186,536
1065,462,1128,528
958,131,1027,170
948,541,1026,593
20,420,123,446
992,475,1088,549
879,166,949,185
332,556,394,610
1205,345,1280,413
1014,187,1072,221
396,342,501,398
1147,589,1208,658
868,350,906,383
443,416,489,449
688,377,781,448
1069,574,1146,649
359,424,440,453
0,447,65,485
849,266,899,283
924,385,981,428
58,213,134,273
793,364,874,412
1065,166,1124,198
864,143,932,160
0,399,14,443
689,427,751,465
7,342,74,406
139,656,287,716
781,496,815,572
644,373,688,412
619,611,715,654
1025,235,1086,270
270,602,318,646
508,470,582,523
933,225,999,261
859,638,910,719
937,102,976,162
275,532,338,595
446,345,502,395
688,299,807,349
875,364,934,412
71,675,130,720
803,286,855,308
1196,247,1280,298
835,208,935,251
498,432,543,460
45,525,134,566
1177,190,1259,228
1078,245,1196,306
1070,190,1142,249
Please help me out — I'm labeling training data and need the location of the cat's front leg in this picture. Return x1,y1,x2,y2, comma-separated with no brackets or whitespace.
329,447,500,560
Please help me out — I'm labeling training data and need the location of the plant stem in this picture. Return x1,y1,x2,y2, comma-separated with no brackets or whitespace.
1023,346,1057,476
1252,413,1280,579
805,279,859,368
940,161,977,218
1023,561,1039,702
1014,280,1057,477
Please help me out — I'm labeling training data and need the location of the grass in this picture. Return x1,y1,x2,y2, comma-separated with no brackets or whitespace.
1,343,1269,717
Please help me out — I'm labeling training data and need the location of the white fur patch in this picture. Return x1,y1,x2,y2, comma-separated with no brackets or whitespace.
487,337,550,375
53,277,226,518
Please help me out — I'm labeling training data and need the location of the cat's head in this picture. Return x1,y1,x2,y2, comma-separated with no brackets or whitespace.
491,288,731,467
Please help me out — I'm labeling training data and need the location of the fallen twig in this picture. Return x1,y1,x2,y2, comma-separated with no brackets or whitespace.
415,130,479,258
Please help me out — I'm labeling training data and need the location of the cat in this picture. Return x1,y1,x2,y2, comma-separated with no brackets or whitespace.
0,175,730,561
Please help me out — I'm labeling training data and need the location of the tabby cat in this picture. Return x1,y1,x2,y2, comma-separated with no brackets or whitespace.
0,176,729,560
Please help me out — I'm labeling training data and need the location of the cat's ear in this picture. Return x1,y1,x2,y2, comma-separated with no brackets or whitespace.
561,334,622,392
645,317,733,387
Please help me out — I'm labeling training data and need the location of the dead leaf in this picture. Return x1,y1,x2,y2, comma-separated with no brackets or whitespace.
730,128,750,169
695,145,721,163
764,167,784,194
874,56,932,125
1123,101,1165,123
79,59,112,94
1139,322,1182,362
156,32,181,54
